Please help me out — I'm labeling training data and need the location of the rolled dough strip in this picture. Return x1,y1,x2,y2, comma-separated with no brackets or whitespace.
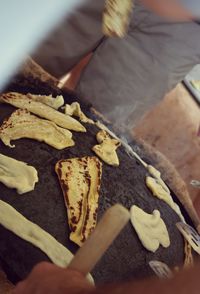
0,200,94,282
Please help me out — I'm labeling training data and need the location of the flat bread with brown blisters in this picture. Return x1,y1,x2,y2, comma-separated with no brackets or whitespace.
0,92,86,132
0,109,74,150
55,156,102,247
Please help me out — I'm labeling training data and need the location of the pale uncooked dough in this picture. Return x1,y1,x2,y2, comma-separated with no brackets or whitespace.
0,200,94,283
0,92,85,132
130,205,170,253
146,176,185,222
92,130,121,166
0,153,38,194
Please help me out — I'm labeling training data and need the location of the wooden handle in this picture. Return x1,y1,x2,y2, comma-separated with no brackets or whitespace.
68,204,130,276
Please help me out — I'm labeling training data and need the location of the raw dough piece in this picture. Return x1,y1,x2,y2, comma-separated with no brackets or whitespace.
0,199,73,266
64,102,94,124
27,93,64,109
92,130,121,166
55,156,102,247
130,205,170,253
103,0,133,37
95,121,147,167
0,109,74,150
0,200,93,283
0,153,38,194
146,176,185,222
147,165,170,194
0,92,85,132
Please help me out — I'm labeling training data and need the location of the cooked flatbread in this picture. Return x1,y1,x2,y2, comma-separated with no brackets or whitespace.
103,0,133,37
0,109,74,150
0,92,85,132
0,153,38,194
64,102,94,124
92,130,121,166
27,93,64,109
55,156,102,247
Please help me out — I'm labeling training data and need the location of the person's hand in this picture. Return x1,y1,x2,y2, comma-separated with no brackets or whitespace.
12,262,93,294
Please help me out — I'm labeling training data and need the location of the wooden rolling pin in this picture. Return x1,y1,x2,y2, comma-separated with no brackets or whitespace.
68,204,130,276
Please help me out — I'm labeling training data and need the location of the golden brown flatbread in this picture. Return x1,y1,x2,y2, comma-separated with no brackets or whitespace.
0,109,74,150
55,156,102,246
0,92,85,132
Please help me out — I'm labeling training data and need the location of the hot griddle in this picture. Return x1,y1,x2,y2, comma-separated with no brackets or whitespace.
0,76,192,285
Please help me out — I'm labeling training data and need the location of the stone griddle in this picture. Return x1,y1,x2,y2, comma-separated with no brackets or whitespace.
0,77,190,285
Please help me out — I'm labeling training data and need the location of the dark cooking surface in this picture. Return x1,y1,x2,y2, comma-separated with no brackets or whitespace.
0,77,188,285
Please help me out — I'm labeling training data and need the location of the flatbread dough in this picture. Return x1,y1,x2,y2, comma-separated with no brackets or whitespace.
147,165,170,194
103,0,133,37
0,200,93,283
0,109,75,150
27,93,64,109
55,156,102,247
92,130,121,166
0,92,85,132
64,102,94,124
130,205,170,253
146,176,185,222
0,153,38,194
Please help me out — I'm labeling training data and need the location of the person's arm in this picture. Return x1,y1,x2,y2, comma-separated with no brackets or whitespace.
13,261,200,294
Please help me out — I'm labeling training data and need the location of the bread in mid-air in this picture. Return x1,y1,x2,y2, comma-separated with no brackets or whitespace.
103,0,133,37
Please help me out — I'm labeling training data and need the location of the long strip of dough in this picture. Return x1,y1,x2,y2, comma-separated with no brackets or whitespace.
0,92,85,132
0,200,94,282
